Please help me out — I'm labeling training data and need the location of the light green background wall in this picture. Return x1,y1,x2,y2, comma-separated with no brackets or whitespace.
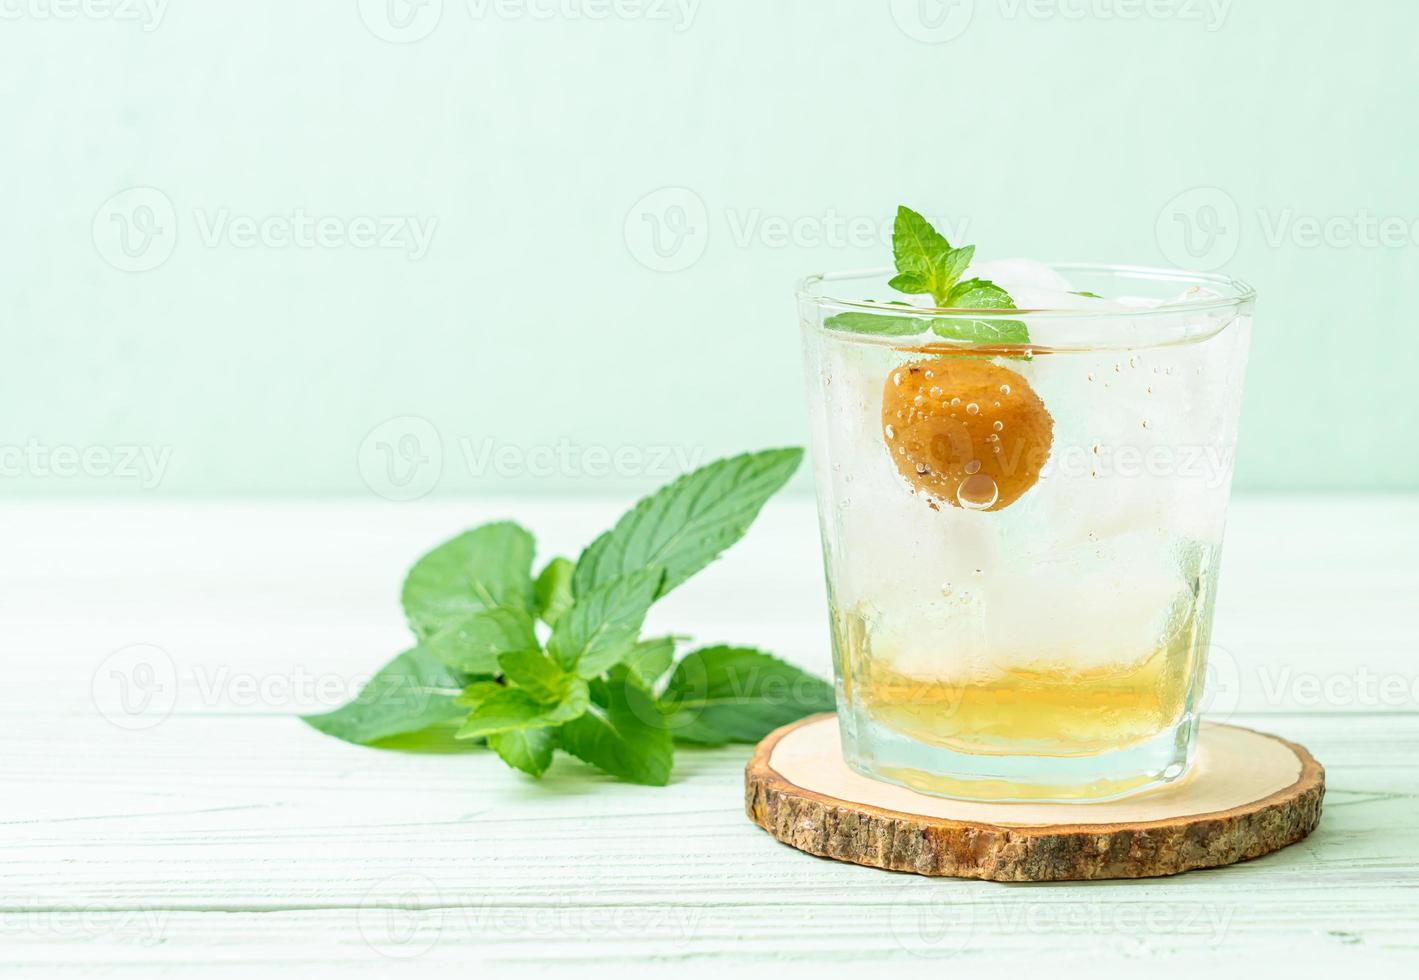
3,0,1416,498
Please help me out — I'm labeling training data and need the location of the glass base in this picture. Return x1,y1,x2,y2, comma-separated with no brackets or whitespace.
840,710,1198,803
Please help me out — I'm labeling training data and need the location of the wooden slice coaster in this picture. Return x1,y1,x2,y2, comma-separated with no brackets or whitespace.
745,714,1324,881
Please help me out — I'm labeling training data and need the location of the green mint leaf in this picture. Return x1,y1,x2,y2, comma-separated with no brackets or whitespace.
401,522,536,640
572,448,802,600
870,205,1033,347
932,277,1030,345
498,648,575,704
367,727,488,754
945,277,1013,309
456,682,589,739
488,728,556,777
623,636,677,687
890,206,974,305
939,245,976,290
557,669,673,786
886,270,933,295
658,647,835,746
533,557,575,627
823,311,926,336
891,205,950,278
931,316,1031,346
301,647,465,745
548,568,662,679
454,679,504,708
1071,290,1103,299
427,607,538,674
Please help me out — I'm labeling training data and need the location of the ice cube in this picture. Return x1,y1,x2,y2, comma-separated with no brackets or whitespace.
966,258,1075,293
962,258,1134,312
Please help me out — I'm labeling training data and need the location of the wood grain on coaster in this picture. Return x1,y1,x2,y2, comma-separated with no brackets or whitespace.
746,714,1324,881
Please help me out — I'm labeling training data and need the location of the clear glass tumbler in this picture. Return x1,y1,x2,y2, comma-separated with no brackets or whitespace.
799,264,1255,802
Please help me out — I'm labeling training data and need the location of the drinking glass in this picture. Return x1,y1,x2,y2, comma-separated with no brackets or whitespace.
798,264,1255,802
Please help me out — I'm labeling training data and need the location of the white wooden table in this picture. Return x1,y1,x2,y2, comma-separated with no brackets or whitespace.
3,497,1417,976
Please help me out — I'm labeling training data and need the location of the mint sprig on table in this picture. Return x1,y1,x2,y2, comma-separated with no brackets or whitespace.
302,448,834,786
825,205,1029,345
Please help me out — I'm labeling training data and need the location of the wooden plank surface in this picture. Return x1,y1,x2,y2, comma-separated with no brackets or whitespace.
1,497,1416,974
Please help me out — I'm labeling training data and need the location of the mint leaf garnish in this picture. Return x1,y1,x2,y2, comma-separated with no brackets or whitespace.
305,449,828,787
934,278,1029,344
658,647,835,746
888,206,975,305
931,315,1030,345
823,311,927,335
557,669,673,786
301,647,466,745
825,205,1031,346
533,557,575,627
427,607,538,674
945,277,1012,308
572,448,802,600
401,522,536,639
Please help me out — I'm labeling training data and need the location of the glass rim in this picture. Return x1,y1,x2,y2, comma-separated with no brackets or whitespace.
797,261,1255,319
